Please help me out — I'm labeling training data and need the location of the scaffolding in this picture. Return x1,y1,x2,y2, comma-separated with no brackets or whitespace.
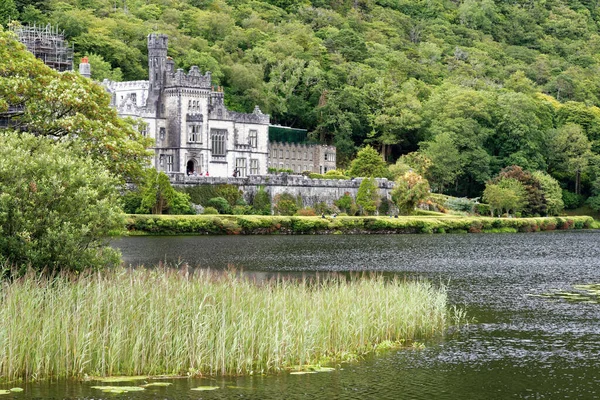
11,24,74,72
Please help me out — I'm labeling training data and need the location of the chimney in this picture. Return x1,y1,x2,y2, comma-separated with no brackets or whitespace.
79,56,91,79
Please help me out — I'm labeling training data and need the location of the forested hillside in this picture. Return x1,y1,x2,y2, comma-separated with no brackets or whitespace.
4,0,600,201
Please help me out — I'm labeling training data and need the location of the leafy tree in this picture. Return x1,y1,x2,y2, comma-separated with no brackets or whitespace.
0,0,18,26
391,171,430,215
532,171,564,215
138,169,193,215
494,165,546,217
421,132,461,193
546,123,592,194
0,30,152,182
0,132,122,273
252,186,272,215
356,177,380,215
348,145,390,178
483,178,527,217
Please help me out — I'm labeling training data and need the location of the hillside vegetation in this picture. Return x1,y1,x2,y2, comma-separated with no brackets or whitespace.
6,0,600,201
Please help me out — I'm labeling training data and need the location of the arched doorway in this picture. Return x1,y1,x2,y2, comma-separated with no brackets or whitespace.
186,159,196,175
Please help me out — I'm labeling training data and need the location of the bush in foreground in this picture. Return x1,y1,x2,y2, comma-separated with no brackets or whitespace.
0,132,122,273
0,268,452,380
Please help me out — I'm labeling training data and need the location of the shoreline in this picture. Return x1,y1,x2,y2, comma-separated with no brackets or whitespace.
124,214,595,236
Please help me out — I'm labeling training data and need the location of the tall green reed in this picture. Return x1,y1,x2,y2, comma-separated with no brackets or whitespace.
0,268,452,381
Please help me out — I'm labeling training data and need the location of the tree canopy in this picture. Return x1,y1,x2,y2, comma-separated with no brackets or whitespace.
6,0,600,201
0,28,152,182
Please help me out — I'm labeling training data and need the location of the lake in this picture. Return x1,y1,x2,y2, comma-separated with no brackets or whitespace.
7,231,600,399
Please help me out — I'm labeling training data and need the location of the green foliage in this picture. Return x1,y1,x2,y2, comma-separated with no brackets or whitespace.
121,190,142,214
356,178,380,215
252,186,272,215
273,192,299,216
0,0,18,26
392,172,431,215
445,197,476,213
10,0,600,202
125,214,593,235
494,165,546,217
562,189,585,209
532,171,564,215
308,173,348,180
483,178,527,217
207,197,232,214
202,207,219,215
348,146,390,179
138,169,193,215
0,132,122,274
334,192,356,215
0,30,152,182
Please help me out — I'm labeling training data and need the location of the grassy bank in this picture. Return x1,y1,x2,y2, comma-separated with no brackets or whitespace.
125,214,594,235
0,268,452,381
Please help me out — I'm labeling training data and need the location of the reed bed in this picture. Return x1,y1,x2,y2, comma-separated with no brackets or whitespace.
0,268,451,381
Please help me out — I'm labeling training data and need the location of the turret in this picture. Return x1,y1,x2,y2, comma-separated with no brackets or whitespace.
148,33,168,92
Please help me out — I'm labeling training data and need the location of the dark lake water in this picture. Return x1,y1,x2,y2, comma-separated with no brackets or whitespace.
6,231,600,399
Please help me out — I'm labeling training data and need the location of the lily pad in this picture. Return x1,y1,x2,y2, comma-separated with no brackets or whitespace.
91,386,145,393
191,386,219,391
533,283,600,304
289,371,317,375
0,390,11,395
95,376,148,383
141,382,172,387
10,388,24,392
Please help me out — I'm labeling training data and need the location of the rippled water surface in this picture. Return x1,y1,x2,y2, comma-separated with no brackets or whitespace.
7,231,600,399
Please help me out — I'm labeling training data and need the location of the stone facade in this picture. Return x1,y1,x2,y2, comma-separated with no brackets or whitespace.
101,34,270,178
267,142,337,174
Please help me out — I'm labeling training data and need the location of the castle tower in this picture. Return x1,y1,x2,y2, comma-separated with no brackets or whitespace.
147,33,168,92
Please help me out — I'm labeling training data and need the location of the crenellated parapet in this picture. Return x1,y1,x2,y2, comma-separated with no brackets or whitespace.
209,92,270,124
165,67,212,89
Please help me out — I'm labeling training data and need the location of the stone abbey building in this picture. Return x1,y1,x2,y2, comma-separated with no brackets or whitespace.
101,33,336,178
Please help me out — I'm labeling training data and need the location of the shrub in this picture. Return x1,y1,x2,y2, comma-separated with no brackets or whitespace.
0,132,122,273
252,186,271,215
122,191,143,214
274,193,299,216
474,203,491,216
207,197,231,214
445,197,475,213
296,208,317,216
232,205,252,215
562,190,585,209
309,173,348,180
203,207,219,215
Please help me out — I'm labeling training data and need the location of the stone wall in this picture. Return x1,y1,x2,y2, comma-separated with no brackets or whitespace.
169,173,395,210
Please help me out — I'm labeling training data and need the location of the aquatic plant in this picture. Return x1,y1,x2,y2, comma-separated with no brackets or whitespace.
0,268,453,381
531,284,600,304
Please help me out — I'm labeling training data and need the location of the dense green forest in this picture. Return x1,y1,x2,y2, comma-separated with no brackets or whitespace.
4,0,600,202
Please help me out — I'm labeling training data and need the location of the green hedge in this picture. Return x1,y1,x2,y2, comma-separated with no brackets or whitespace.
125,215,594,235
